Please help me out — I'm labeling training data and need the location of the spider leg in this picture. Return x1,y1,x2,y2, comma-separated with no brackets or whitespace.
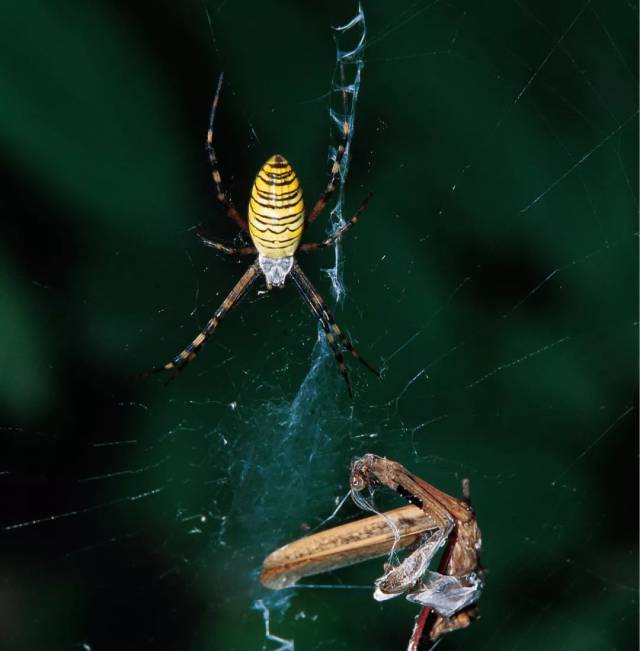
290,261,379,396
300,192,372,252
196,229,257,256
306,119,349,225
329,318,379,377
207,73,248,232
306,61,352,225
146,261,261,381
291,266,353,398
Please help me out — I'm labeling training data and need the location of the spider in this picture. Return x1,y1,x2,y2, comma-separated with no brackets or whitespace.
149,73,379,396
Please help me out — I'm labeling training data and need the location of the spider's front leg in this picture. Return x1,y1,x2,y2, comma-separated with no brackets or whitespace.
206,73,248,232
306,118,350,225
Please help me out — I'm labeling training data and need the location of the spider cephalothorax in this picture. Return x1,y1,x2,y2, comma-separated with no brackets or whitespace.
148,74,378,397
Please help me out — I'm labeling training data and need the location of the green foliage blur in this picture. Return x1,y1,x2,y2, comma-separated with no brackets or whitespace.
0,1,637,650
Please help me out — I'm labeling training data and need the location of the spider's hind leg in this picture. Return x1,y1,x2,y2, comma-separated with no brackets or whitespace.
318,318,354,398
327,318,379,377
144,261,261,381
290,261,379,396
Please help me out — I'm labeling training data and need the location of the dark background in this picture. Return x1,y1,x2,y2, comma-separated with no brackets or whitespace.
1,1,637,650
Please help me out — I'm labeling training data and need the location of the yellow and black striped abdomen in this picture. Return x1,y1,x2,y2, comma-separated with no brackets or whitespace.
248,155,304,258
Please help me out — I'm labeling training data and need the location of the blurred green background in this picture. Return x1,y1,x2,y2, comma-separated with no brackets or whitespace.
0,1,637,650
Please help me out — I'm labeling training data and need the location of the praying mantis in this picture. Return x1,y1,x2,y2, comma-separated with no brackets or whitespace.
261,454,483,647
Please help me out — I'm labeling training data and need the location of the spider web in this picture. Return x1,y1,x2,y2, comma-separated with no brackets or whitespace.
0,1,637,650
